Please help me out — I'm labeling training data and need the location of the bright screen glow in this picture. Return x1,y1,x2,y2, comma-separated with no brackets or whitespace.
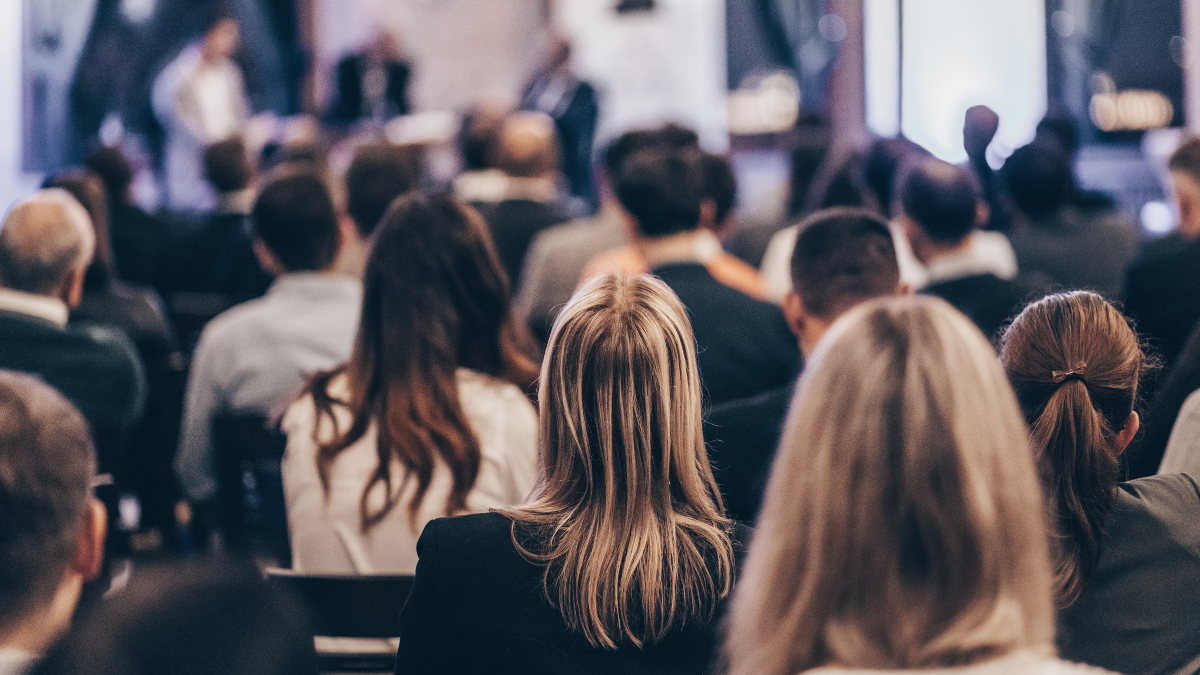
899,0,1046,164
864,0,900,138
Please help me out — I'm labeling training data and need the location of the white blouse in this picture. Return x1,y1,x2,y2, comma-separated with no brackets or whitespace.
804,651,1114,675
281,369,539,574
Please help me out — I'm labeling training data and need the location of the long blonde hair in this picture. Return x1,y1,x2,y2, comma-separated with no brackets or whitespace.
723,296,1055,675
507,273,734,650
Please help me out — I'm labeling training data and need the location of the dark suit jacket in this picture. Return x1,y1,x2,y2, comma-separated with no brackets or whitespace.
480,199,570,287
704,382,794,524
922,273,1028,343
328,55,411,123
1129,321,1200,478
653,262,801,405
397,511,744,675
1123,236,1200,368
109,202,169,287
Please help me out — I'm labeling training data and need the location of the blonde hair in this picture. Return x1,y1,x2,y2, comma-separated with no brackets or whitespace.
507,273,734,650
723,296,1055,675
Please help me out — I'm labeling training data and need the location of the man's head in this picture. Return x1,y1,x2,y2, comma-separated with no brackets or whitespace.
0,371,106,652
204,137,253,195
1168,136,1200,240
896,157,982,262
251,172,341,276
963,105,1000,160
0,190,95,306
615,145,705,239
201,17,239,63
345,142,421,237
1002,142,1073,221
784,208,904,357
493,112,559,180
84,147,135,206
699,152,737,232
600,124,699,196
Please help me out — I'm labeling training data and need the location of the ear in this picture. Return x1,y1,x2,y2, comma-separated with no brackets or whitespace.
698,199,719,232
71,499,107,581
336,214,358,251
252,239,287,277
782,291,806,340
976,201,991,227
1115,410,1140,456
62,266,86,308
895,281,915,297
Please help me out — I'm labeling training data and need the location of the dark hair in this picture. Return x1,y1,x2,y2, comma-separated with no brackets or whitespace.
204,137,252,193
1002,143,1073,220
897,157,981,244
700,152,737,224
791,208,900,318
0,371,95,628
45,169,115,289
306,193,539,531
34,560,316,675
601,124,699,183
345,142,421,236
1168,136,1200,182
84,147,134,204
999,291,1151,607
460,106,507,171
1036,113,1079,157
864,137,928,218
251,173,340,272
616,146,705,238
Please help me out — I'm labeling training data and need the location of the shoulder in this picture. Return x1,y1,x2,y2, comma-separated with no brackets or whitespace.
1119,474,1200,510
418,512,519,565
197,295,274,342
71,323,141,368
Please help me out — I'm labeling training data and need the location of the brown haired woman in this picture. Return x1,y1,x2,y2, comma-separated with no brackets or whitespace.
395,274,739,674
1001,291,1200,675
280,192,540,574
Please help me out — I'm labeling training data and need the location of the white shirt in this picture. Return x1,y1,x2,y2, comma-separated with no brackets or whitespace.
281,369,538,574
0,649,37,675
805,651,1114,675
0,288,68,327
175,273,361,502
1159,388,1200,476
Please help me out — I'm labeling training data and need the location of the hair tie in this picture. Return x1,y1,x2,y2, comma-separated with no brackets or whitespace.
1051,362,1088,386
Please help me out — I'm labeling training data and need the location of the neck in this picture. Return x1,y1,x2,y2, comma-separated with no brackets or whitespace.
637,229,721,268
913,234,971,266
0,576,82,656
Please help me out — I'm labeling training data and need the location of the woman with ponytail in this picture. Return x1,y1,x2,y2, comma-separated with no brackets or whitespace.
1001,291,1200,675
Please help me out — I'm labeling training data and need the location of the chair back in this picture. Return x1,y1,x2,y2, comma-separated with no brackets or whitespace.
211,413,289,563
265,569,414,639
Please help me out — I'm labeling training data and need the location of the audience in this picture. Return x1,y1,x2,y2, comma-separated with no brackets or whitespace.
898,156,1027,340
175,172,361,529
613,145,800,404
1001,291,1200,675
722,296,1084,675
0,371,106,675
282,192,539,574
84,146,167,288
963,104,1011,232
344,141,422,238
705,208,905,523
397,273,740,673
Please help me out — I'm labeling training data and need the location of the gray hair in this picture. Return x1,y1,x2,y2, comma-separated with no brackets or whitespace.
0,189,95,296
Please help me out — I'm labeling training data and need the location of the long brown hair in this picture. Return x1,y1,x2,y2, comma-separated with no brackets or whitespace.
724,297,1055,675
508,274,734,650
307,192,538,532
999,291,1149,607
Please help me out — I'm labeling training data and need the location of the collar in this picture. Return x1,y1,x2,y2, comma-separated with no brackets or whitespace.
501,177,558,203
640,229,723,269
0,288,69,328
922,233,1016,286
268,271,362,296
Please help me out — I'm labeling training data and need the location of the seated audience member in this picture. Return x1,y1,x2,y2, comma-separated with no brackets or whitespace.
326,30,410,124
723,296,1092,675
0,371,107,675
583,151,766,300
1003,142,1137,299
516,124,699,343
477,112,570,284
33,561,316,675
0,190,144,475
282,193,540,574
344,141,421,238
175,173,361,522
1001,291,1200,675
705,208,905,523
615,146,800,404
453,101,509,205
1124,136,1200,368
397,274,740,673
899,156,1027,340
1149,322,1200,476
84,146,167,287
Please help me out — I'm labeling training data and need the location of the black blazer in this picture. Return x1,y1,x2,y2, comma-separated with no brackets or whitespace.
479,199,570,287
396,511,745,675
652,262,801,406
704,382,794,524
1123,236,1200,368
922,273,1028,344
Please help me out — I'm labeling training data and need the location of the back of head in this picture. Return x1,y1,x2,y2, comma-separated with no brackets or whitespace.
204,136,252,194
999,291,1146,607
864,137,928,218
515,273,733,650
1002,143,1073,220
0,190,95,296
345,142,421,236
84,147,135,204
700,152,737,225
791,208,900,318
898,157,981,244
460,102,508,171
725,296,1053,675
963,105,1000,158
1035,114,1079,157
616,146,705,238
35,560,316,675
45,169,113,287
252,172,340,272
0,370,95,631
493,112,559,179
1168,136,1200,183
601,124,700,185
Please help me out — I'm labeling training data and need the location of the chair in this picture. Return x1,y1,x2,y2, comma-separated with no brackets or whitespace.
265,569,414,673
212,413,290,565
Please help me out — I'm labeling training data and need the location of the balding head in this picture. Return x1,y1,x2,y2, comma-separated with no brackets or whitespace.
897,158,981,246
0,190,95,301
494,112,559,179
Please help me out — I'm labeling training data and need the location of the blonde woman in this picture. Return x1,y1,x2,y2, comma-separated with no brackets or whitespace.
396,274,739,674
722,296,1109,675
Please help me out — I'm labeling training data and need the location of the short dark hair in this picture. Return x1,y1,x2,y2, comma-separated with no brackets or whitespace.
0,370,95,628
204,137,252,193
345,142,421,236
601,124,699,183
252,173,340,272
84,147,134,202
864,137,928,218
1168,136,1200,182
615,146,705,238
897,157,981,244
791,208,900,318
700,152,737,224
1002,142,1074,220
